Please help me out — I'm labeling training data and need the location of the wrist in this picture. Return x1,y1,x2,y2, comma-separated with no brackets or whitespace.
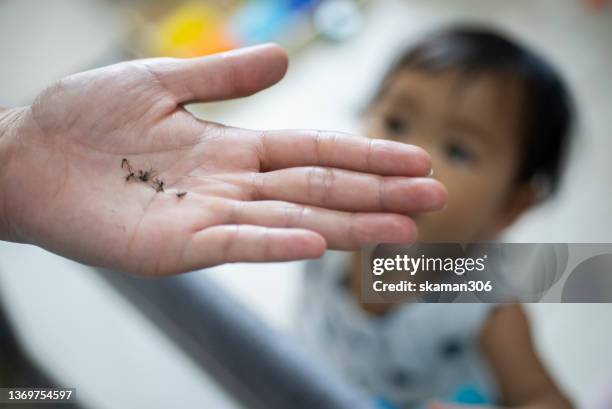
0,106,29,242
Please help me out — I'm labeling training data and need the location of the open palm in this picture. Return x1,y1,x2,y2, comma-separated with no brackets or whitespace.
2,44,446,276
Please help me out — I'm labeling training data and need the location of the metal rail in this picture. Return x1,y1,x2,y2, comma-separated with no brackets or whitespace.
97,268,374,409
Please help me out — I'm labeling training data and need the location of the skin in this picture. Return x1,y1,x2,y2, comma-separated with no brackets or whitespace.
366,69,531,242
348,68,573,408
0,44,447,277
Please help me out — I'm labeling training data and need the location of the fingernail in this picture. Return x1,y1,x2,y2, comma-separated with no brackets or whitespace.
422,181,447,210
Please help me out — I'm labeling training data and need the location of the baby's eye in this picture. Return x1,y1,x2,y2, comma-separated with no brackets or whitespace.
383,115,409,135
445,142,476,165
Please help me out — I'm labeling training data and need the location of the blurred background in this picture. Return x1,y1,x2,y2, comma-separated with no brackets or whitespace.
1,0,612,408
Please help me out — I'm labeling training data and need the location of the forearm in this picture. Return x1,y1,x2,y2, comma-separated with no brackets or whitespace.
0,105,28,242
481,305,575,409
518,393,574,409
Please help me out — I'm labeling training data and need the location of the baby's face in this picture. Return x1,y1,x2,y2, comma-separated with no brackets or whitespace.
366,69,528,242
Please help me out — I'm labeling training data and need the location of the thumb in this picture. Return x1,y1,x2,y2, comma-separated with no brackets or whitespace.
141,43,289,105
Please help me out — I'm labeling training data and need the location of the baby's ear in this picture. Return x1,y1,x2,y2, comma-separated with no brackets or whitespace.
496,183,538,233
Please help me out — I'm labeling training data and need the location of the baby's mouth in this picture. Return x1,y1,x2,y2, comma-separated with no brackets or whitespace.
408,213,420,222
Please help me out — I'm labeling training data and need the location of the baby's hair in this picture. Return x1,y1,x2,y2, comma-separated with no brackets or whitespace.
371,26,574,199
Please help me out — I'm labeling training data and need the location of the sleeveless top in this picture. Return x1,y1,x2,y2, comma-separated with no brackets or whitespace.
296,251,500,408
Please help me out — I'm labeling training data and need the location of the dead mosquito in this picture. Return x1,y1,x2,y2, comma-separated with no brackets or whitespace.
121,158,136,181
122,159,174,196
176,191,187,198
138,168,157,182
152,178,165,192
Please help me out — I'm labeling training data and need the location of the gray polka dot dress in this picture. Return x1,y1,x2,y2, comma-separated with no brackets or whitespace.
296,251,500,409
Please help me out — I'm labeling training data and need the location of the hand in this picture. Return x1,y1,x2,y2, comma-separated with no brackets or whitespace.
0,44,446,276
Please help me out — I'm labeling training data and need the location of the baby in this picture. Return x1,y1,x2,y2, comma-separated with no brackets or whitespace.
298,27,574,408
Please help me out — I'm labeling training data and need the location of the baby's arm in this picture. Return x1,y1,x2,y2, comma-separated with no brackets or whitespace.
479,304,573,409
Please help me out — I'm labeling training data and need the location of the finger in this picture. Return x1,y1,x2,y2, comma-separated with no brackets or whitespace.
253,168,447,213
258,129,432,176
225,200,418,249
183,225,326,268
142,43,288,104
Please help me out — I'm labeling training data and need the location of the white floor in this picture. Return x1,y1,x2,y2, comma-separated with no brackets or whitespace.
1,1,611,408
